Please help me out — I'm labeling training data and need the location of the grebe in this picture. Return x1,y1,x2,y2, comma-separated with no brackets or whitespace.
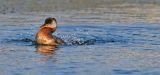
36,17,64,46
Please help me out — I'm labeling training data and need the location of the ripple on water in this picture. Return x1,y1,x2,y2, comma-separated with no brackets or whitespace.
1,25,131,46
2,25,160,47
0,24,160,75
113,69,140,74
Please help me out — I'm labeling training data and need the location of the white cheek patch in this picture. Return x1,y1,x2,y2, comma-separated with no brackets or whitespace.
52,21,57,27
42,24,56,28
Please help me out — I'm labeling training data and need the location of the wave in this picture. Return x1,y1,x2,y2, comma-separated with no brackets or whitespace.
2,26,130,46
2,34,128,46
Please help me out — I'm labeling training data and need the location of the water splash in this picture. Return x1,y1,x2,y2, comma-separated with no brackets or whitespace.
2,25,131,46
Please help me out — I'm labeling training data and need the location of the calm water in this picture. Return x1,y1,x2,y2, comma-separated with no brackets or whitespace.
0,2,160,75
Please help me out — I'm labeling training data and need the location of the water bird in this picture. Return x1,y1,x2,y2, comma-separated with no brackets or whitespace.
36,17,64,46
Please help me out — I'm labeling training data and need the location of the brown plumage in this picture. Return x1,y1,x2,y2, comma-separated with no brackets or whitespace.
35,17,64,46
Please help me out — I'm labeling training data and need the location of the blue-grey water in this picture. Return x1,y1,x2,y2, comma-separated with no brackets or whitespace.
0,1,160,75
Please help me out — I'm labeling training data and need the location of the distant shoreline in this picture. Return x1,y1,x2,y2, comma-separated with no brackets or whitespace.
0,0,160,14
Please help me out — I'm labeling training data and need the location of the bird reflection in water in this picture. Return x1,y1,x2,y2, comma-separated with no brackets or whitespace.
35,45,58,63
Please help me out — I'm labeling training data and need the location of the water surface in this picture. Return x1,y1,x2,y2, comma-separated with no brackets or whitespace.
0,2,160,75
